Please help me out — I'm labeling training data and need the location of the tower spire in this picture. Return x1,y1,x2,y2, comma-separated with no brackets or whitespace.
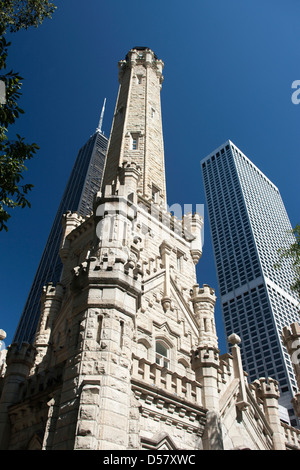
101,47,166,205
96,98,106,133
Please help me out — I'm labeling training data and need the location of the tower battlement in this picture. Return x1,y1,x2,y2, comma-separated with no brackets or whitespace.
6,342,36,366
282,322,300,352
121,47,164,77
252,377,280,400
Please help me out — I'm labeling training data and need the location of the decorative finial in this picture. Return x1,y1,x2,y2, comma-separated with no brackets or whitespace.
0,329,6,341
0,329,6,351
228,333,241,345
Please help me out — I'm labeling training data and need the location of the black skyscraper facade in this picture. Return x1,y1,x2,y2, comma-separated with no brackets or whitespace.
13,107,108,344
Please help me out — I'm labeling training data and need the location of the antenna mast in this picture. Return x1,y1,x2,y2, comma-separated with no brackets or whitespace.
97,98,106,133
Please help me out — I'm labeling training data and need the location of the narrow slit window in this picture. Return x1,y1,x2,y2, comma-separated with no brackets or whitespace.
152,184,160,203
120,320,124,348
131,133,139,150
177,251,184,271
96,316,103,344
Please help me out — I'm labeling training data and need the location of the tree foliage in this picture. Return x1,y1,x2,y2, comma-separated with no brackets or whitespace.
1,0,56,33
277,224,300,300
0,1,56,231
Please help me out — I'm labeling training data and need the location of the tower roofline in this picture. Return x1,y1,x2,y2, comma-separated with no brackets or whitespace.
201,140,279,192
125,46,158,61
200,139,232,163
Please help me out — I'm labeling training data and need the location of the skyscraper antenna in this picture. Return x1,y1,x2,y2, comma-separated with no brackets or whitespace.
97,98,106,133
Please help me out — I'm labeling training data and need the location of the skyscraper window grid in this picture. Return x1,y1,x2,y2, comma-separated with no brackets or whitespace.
232,145,297,295
13,127,108,345
201,140,300,427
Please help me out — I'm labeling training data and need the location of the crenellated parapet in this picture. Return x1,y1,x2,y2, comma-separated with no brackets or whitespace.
34,282,64,369
60,211,86,262
5,342,36,371
190,345,220,416
191,345,220,370
17,362,64,403
291,394,300,418
282,322,300,390
252,377,286,450
281,421,300,449
119,47,164,85
119,161,142,197
252,376,280,401
282,321,300,346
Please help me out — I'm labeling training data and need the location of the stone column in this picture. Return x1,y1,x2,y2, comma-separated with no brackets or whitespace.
190,284,218,349
74,380,101,450
191,342,222,449
191,346,220,413
34,282,64,369
228,333,249,411
190,284,222,449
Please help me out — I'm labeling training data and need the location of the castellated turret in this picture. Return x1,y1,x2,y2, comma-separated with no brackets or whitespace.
102,46,166,206
190,284,217,348
282,322,300,418
0,342,36,449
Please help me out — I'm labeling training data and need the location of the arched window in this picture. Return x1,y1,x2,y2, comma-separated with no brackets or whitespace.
155,341,169,369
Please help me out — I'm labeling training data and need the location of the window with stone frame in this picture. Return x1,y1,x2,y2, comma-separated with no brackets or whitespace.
131,133,139,150
155,341,170,369
151,184,160,203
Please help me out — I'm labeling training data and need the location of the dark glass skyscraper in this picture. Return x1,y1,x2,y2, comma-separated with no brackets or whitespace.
13,104,109,345
201,140,300,427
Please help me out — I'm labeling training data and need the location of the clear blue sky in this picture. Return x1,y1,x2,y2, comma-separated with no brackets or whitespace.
1,0,299,353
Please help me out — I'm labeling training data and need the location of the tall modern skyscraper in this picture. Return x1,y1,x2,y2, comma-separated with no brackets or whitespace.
13,102,109,345
201,140,300,427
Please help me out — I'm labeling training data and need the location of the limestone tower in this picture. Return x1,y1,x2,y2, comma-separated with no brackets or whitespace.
0,47,296,451
101,47,166,205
